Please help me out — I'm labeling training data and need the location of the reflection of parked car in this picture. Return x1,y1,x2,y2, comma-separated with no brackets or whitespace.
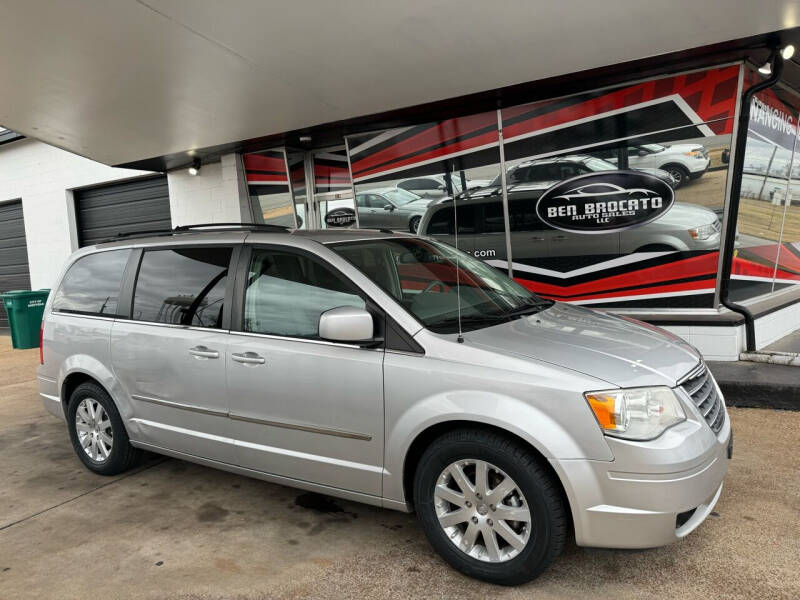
398,174,491,199
490,155,677,189
356,187,432,232
417,183,722,259
593,143,710,188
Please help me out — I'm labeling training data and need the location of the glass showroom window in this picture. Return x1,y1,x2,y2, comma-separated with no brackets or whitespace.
243,149,297,228
499,64,740,308
730,67,800,301
346,112,506,260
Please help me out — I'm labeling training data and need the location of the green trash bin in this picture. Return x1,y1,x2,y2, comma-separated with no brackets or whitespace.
1,289,50,349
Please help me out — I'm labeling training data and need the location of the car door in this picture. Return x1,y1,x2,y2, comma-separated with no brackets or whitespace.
627,145,654,170
227,245,385,496
507,196,551,259
355,193,374,227
111,243,239,463
373,193,405,229
420,204,476,255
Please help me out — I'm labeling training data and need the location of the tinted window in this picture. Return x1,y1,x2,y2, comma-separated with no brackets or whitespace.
509,198,546,231
132,247,231,327
482,201,506,233
244,249,365,339
425,205,478,235
401,178,439,191
52,249,131,316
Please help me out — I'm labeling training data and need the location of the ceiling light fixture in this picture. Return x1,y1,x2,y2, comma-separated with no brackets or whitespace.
758,62,772,75
782,44,795,60
299,135,312,143
188,157,201,176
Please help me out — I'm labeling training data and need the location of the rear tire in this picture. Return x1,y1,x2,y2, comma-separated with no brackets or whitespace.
66,381,141,475
413,429,567,585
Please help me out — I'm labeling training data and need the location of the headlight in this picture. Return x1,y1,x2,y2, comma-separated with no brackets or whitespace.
584,387,686,440
685,150,704,158
688,223,718,240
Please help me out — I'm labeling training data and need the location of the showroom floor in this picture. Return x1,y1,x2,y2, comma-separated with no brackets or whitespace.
1,336,798,600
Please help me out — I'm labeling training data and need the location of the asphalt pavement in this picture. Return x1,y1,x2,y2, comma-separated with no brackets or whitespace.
1,336,798,600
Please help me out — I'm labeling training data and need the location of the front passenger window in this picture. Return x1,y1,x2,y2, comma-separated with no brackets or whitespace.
243,249,365,339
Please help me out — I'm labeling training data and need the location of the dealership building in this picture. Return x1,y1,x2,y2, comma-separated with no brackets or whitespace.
0,3,799,360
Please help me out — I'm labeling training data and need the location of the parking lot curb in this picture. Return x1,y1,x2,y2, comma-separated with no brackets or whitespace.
706,361,800,411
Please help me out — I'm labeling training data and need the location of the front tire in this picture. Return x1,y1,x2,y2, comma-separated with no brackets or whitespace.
413,429,567,585
664,164,690,188
67,381,141,475
409,215,421,233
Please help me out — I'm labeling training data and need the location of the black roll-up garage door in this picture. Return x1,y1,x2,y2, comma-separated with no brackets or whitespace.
0,200,31,329
75,175,171,247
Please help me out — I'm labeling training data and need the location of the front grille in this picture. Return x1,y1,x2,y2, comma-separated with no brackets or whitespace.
680,364,725,434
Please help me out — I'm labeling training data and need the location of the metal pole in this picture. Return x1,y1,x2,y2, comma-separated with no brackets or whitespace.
496,109,515,278
719,50,784,352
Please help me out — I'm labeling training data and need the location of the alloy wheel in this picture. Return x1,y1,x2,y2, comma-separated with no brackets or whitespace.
668,168,684,185
434,459,531,563
74,398,113,463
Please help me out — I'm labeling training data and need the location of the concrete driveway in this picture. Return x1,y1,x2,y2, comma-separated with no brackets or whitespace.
1,335,798,599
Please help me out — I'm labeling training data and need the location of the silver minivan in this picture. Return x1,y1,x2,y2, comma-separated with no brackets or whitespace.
38,224,731,585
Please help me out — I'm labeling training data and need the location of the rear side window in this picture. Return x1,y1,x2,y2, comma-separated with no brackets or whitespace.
425,205,478,235
509,198,546,232
52,249,131,316
132,247,231,328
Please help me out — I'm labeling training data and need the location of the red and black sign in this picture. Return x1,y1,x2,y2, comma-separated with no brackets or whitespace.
536,171,675,233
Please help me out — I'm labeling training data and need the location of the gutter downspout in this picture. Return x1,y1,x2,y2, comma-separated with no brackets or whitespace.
719,50,784,352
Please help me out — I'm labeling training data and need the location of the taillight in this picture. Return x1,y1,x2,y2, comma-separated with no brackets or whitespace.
39,323,44,365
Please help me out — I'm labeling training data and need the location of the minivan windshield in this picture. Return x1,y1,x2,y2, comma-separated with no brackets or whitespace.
330,237,553,333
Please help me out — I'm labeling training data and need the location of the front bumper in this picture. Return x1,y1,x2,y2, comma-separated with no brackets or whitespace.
688,157,710,177
551,406,730,549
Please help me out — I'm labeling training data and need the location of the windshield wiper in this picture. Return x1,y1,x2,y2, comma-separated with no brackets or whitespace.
431,314,506,331
503,299,555,319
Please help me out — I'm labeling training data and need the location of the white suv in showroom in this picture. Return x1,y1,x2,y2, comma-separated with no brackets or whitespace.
595,143,710,188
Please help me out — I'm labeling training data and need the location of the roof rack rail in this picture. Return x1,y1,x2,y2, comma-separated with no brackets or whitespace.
173,222,290,232
103,222,290,244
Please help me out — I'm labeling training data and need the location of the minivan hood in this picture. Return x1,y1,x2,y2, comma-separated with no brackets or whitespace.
659,201,718,227
464,303,700,388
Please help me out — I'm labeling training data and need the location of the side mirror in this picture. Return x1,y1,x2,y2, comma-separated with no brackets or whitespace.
384,204,394,211
437,184,447,191
319,306,374,342
638,149,648,157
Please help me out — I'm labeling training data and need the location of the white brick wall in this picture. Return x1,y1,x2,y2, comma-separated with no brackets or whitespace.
167,153,250,227
0,139,154,289
0,139,248,290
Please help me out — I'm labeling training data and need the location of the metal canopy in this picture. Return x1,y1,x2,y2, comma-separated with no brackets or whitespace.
0,1,799,169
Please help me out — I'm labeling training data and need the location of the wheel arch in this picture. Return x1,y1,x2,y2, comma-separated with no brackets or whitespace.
58,355,131,422
660,162,690,176
400,420,572,530
60,371,101,418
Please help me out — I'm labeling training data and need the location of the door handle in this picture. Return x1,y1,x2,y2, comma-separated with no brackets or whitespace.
189,345,219,359
232,352,266,365
552,235,567,241
530,236,545,241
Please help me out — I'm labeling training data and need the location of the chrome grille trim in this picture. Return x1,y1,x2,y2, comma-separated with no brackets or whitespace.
680,364,725,434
